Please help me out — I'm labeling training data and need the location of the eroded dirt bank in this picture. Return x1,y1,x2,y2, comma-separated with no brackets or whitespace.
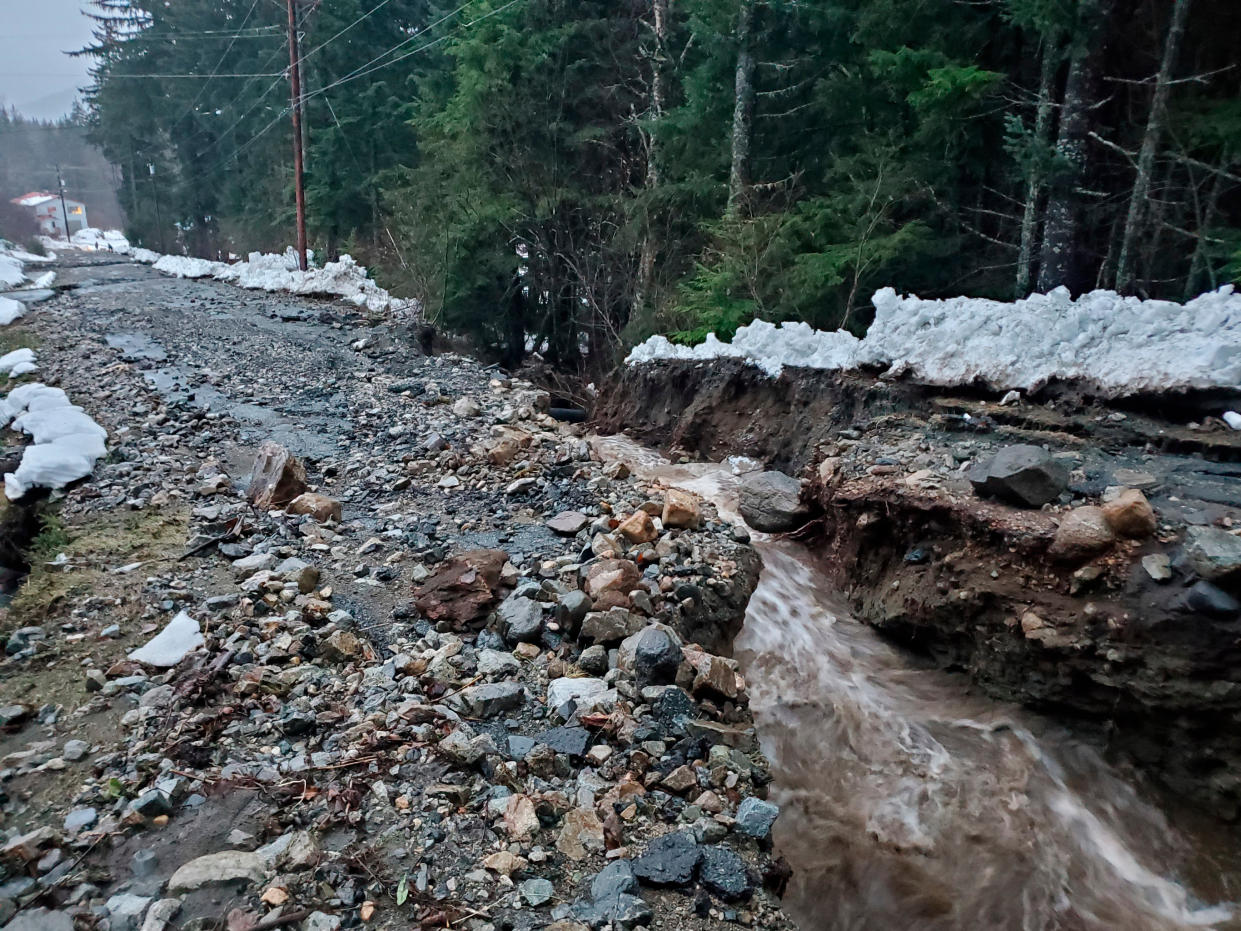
600,358,1241,816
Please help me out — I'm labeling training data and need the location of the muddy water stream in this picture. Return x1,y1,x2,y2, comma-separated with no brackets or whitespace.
595,435,1238,931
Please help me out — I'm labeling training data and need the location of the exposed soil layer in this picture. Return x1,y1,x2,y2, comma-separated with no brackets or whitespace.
600,358,1241,815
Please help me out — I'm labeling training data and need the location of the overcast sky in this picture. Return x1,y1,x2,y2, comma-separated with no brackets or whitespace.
0,0,96,121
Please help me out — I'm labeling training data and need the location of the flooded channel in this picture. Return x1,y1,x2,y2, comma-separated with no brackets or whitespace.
595,435,1238,931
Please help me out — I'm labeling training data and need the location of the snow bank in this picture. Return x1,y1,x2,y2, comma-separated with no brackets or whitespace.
0,298,26,326
626,285,1241,396
627,320,861,378
69,227,132,254
0,382,108,499
153,254,227,278
131,247,160,264
148,245,415,316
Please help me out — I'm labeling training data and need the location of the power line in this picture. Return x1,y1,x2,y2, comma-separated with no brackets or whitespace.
176,0,264,123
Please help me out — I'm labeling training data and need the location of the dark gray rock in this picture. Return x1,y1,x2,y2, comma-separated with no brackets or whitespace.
633,626,683,688
734,797,779,838
449,682,524,717
1183,527,1241,582
556,590,592,631
968,445,1068,507
699,846,754,900
130,789,173,819
507,735,537,760
632,831,702,887
578,643,608,675
535,726,592,758
499,595,543,644
738,471,808,533
5,626,44,656
1184,581,1241,619
649,686,695,726
574,861,652,930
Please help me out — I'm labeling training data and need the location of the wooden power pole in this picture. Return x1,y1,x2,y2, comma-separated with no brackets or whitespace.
286,0,308,271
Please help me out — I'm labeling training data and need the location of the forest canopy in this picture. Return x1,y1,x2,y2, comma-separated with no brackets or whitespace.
80,0,1241,370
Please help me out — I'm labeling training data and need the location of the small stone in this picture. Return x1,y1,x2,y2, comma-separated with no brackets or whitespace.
106,893,152,931
167,850,265,891
62,739,89,762
499,595,543,644
520,877,555,906
734,797,779,838
584,560,640,599
632,626,683,688
617,511,658,544
1184,581,1241,619
661,765,698,794
557,808,605,861
129,789,173,819
504,794,541,838
1101,488,1156,538
451,681,525,717
1142,553,1173,582
288,492,342,523
1048,507,1115,562
548,511,591,536
321,629,363,662
64,807,97,833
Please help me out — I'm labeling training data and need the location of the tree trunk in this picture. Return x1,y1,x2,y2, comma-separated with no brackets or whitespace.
1115,0,1192,292
634,0,670,320
727,0,757,216
1016,37,1059,297
1038,0,1109,293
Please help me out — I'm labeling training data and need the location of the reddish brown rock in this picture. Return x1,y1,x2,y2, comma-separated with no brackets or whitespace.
585,559,641,598
617,511,658,544
288,492,342,523
1049,506,1115,562
413,549,510,624
1102,488,1156,538
662,489,701,529
247,442,307,509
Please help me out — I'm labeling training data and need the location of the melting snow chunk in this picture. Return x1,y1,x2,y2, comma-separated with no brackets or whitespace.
128,611,205,667
0,348,37,377
0,298,25,326
1,382,107,499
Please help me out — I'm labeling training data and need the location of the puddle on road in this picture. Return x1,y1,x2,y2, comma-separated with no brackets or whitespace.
105,332,169,362
0,288,55,304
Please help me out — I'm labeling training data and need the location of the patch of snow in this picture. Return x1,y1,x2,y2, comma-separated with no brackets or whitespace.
153,255,226,278
1224,411,1241,430
626,285,1241,396
0,254,24,288
128,611,204,667
130,248,160,264
0,298,25,326
148,246,416,317
0,348,37,377
69,228,132,254
1,382,107,499
29,271,54,289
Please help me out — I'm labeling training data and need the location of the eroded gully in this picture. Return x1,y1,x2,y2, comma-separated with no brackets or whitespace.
594,434,1239,931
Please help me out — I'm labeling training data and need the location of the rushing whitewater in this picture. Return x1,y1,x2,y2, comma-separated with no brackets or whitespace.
594,435,1238,931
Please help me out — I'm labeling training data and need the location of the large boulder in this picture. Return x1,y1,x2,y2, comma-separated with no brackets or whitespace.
247,441,307,509
413,549,510,624
968,444,1068,508
739,471,808,532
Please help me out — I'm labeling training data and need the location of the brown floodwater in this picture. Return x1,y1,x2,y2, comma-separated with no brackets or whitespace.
594,435,1240,931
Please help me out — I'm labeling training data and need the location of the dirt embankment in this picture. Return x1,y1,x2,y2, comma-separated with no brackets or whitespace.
600,359,1241,815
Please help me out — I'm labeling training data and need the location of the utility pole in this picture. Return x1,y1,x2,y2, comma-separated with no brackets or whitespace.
286,0,308,271
148,163,167,254
55,165,71,241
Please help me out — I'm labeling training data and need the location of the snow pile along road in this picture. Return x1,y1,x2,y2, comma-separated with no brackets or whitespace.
149,245,416,316
68,227,133,254
0,298,26,326
0,240,56,299
627,285,1241,396
1,383,108,500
